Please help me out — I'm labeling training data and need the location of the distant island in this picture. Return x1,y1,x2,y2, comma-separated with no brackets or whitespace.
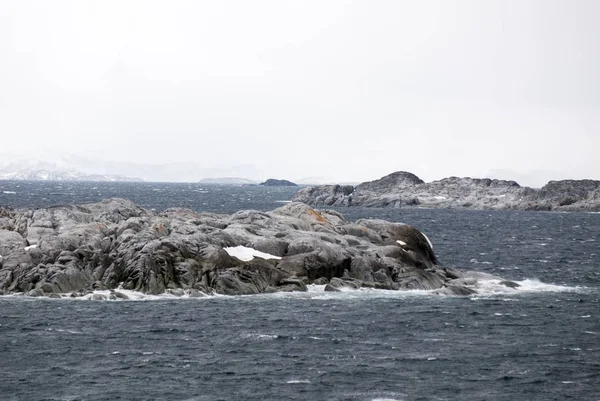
198,177,258,185
0,168,142,182
259,179,298,187
292,171,600,212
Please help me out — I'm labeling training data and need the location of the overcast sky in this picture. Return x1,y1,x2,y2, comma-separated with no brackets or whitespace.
1,0,598,185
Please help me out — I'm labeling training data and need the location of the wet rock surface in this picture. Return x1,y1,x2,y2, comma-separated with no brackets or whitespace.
292,171,600,211
0,198,481,297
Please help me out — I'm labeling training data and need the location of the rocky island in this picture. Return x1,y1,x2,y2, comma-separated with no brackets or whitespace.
259,178,298,187
0,198,506,299
292,171,600,211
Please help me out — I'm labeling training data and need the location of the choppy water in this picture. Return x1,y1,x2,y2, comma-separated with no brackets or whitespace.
1,180,599,401
0,180,298,214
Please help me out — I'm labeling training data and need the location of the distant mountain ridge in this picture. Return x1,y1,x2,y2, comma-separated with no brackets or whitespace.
0,168,142,182
198,177,258,185
0,155,262,183
292,171,600,212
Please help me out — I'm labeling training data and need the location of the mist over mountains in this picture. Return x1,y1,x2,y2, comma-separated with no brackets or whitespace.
0,153,586,187
0,154,262,183
0,154,338,184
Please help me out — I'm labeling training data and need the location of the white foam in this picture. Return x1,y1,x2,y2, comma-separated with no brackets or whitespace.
24,245,38,251
270,285,434,301
372,399,404,401
275,200,292,203
239,333,279,341
223,245,282,261
2,191,16,194
286,380,311,384
6,269,586,302
422,233,433,250
470,258,492,265
396,240,407,246
471,278,584,297
307,284,327,292
256,274,586,301
75,289,215,301
45,328,83,334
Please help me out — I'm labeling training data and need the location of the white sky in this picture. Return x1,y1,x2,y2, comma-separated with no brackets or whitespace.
1,0,599,185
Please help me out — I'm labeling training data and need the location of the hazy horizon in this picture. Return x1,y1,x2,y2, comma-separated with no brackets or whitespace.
0,151,591,187
1,1,598,186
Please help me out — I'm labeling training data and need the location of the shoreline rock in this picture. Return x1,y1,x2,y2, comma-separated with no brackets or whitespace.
0,198,489,298
291,171,600,212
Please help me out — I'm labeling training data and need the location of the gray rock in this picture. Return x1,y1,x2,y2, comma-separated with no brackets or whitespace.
0,230,26,256
499,280,520,288
436,285,477,296
27,289,43,297
259,179,298,187
0,198,493,297
39,283,57,294
292,171,600,212
187,288,207,298
327,277,362,291
278,278,308,292
111,291,130,300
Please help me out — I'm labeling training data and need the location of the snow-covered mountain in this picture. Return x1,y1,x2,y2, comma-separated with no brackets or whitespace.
0,168,142,182
0,158,143,182
0,154,266,183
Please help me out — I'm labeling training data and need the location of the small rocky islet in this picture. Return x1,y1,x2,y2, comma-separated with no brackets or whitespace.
292,171,600,211
259,178,298,187
0,198,506,300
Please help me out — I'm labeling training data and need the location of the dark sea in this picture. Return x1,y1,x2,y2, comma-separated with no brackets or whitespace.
1,180,599,401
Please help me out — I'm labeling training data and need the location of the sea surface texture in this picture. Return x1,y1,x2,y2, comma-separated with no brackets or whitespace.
1,181,599,401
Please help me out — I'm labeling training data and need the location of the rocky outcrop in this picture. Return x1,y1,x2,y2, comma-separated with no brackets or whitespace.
259,179,298,187
292,171,600,211
0,198,488,298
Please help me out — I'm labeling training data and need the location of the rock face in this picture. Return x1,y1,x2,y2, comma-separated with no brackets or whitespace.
259,179,298,187
0,198,481,298
292,171,600,211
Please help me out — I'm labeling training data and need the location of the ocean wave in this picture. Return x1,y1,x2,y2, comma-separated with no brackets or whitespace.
471,278,586,297
1,276,587,302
